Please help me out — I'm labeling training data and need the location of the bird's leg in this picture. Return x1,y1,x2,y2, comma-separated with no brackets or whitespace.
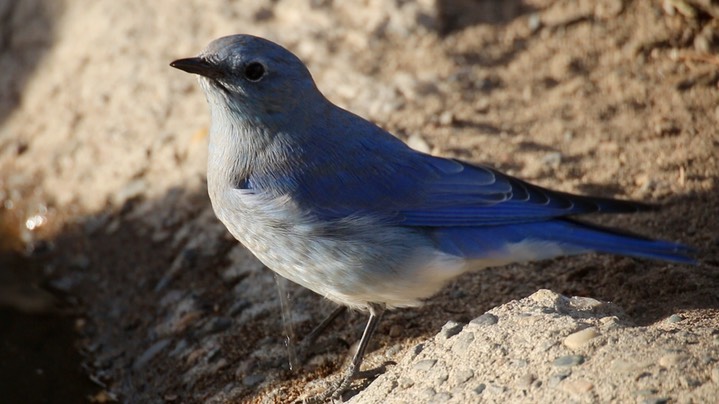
306,304,385,402
304,305,347,345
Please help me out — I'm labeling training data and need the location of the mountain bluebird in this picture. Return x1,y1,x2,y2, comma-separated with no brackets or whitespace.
171,34,694,399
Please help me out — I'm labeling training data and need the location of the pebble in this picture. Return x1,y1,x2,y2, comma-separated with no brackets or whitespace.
564,328,599,349
454,369,474,385
665,314,683,323
470,313,498,326
658,352,688,368
451,331,475,354
487,384,506,394
680,375,700,388
431,392,452,402
407,134,431,153
548,370,571,387
473,383,486,394
389,324,403,338
435,369,449,384
440,321,464,339
568,296,603,310
421,387,437,398
399,377,414,389
438,111,454,126
553,355,585,367
411,343,425,359
561,379,593,394
542,152,562,169
414,359,437,371
528,13,542,33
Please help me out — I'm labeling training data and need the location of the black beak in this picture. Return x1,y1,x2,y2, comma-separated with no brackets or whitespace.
170,57,223,79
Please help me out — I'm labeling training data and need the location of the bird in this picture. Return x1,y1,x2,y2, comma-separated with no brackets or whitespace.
170,34,694,400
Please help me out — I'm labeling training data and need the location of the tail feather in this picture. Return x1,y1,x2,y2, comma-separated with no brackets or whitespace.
432,219,696,265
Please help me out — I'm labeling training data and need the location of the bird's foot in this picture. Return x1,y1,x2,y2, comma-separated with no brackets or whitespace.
304,365,358,403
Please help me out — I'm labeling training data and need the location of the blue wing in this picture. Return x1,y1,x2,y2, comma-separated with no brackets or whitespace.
272,130,650,226
245,114,694,264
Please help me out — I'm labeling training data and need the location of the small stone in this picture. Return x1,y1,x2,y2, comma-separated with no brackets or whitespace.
666,314,683,323
407,134,431,153
414,359,437,371
680,375,700,388
454,369,474,385
542,152,562,169
451,331,475,354
438,111,454,126
562,379,593,394
568,296,603,310
440,321,464,338
432,392,452,402
411,343,425,359
421,387,436,398
548,370,571,387
553,355,585,367
470,313,498,326
658,352,688,368
399,377,414,389
564,328,599,349
436,369,449,384
389,324,403,338
473,383,486,394
385,344,401,357
528,13,542,32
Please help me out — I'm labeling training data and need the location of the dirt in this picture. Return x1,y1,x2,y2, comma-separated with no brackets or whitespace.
0,0,717,403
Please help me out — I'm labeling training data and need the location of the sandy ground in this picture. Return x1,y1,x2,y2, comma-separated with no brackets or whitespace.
0,0,717,403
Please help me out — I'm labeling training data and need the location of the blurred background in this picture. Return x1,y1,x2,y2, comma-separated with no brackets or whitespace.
0,0,717,402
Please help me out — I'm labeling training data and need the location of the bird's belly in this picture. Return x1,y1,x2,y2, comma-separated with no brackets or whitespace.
210,189,466,309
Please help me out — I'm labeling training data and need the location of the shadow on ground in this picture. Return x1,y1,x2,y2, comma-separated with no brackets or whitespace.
8,173,716,402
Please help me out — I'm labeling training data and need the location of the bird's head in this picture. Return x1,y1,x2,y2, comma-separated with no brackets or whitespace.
171,34,322,123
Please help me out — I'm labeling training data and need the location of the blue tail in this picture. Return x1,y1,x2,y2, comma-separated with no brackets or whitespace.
432,219,696,265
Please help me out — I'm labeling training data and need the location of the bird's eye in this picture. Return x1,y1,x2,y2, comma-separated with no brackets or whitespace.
244,62,266,82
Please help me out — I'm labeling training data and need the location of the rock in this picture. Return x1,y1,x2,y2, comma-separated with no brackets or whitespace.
470,313,498,326
563,328,599,349
414,359,437,371
553,355,585,367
